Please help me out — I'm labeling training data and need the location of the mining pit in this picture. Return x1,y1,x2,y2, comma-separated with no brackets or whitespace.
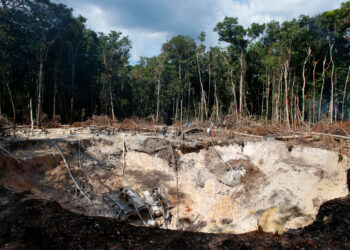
0,126,349,241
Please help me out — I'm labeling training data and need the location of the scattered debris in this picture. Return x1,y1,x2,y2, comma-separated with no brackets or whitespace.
47,138,93,203
0,123,349,237
103,187,149,221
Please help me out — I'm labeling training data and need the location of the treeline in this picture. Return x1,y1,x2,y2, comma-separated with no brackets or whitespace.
0,0,349,127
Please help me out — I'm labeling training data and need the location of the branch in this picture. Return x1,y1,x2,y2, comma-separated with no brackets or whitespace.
47,138,92,203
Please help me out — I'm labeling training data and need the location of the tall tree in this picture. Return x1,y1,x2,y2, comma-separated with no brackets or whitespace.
99,31,131,120
215,17,248,116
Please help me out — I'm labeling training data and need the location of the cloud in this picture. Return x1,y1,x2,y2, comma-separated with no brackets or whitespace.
55,0,343,64
216,0,343,26
123,29,170,64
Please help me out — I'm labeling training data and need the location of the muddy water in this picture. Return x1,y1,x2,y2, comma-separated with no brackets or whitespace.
1,131,349,234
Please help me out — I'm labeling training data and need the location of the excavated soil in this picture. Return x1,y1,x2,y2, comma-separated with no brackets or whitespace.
0,127,350,248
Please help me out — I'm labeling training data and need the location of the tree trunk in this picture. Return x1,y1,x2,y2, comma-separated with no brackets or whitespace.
272,75,275,122
156,76,161,123
2,78,15,135
276,71,282,123
214,79,219,122
90,78,94,115
284,60,290,129
229,68,238,119
180,98,183,125
196,52,207,121
193,101,197,123
296,82,301,124
175,97,178,122
261,75,265,118
70,53,76,122
292,76,296,129
319,53,328,121
208,63,211,115
341,65,350,122
36,52,44,127
294,77,297,123
109,78,115,120
239,51,245,115
172,97,175,120
222,53,238,119
266,73,270,121
52,88,56,119
29,97,34,131
156,56,164,123
312,60,317,123
280,78,283,123
52,63,58,121
302,47,311,123
187,81,191,122
329,41,335,123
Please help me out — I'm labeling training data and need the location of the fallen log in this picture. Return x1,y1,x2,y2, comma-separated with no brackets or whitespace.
309,132,350,140
184,128,204,134
0,145,21,164
292,132,350,141
210,140,234,172
275,134,312,141
302,136,321,142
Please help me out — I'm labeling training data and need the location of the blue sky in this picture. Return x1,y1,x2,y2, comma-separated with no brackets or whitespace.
55,0,343,65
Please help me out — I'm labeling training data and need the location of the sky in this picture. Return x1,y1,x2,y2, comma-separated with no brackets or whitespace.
55,0,343,65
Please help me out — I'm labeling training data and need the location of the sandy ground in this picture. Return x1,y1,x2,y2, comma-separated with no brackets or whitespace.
0,128,349,234
173,140,349,233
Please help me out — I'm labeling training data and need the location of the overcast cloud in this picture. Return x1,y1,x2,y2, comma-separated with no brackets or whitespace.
55,0,343,64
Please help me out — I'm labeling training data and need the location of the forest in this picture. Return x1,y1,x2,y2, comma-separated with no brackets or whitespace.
0,0,349,127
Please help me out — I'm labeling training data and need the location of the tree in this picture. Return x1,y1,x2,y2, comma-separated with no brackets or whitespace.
215,17,247,115
162,35,196,122
99,31,131,120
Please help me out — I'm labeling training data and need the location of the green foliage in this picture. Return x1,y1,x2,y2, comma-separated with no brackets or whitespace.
0,0,349,124
214,17,248,51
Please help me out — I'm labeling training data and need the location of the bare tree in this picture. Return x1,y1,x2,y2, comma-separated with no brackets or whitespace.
302,47,311,123
341,65,350,122
329,41,335,123
319,53,329,121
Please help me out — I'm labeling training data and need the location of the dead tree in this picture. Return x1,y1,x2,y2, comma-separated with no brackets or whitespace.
284,59,291,129
196,51,208,121
302,47,311,123
319,53,329,121
341,65,350,123
329,41,335,123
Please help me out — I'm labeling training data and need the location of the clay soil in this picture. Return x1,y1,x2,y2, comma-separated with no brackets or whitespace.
0,119,350,248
